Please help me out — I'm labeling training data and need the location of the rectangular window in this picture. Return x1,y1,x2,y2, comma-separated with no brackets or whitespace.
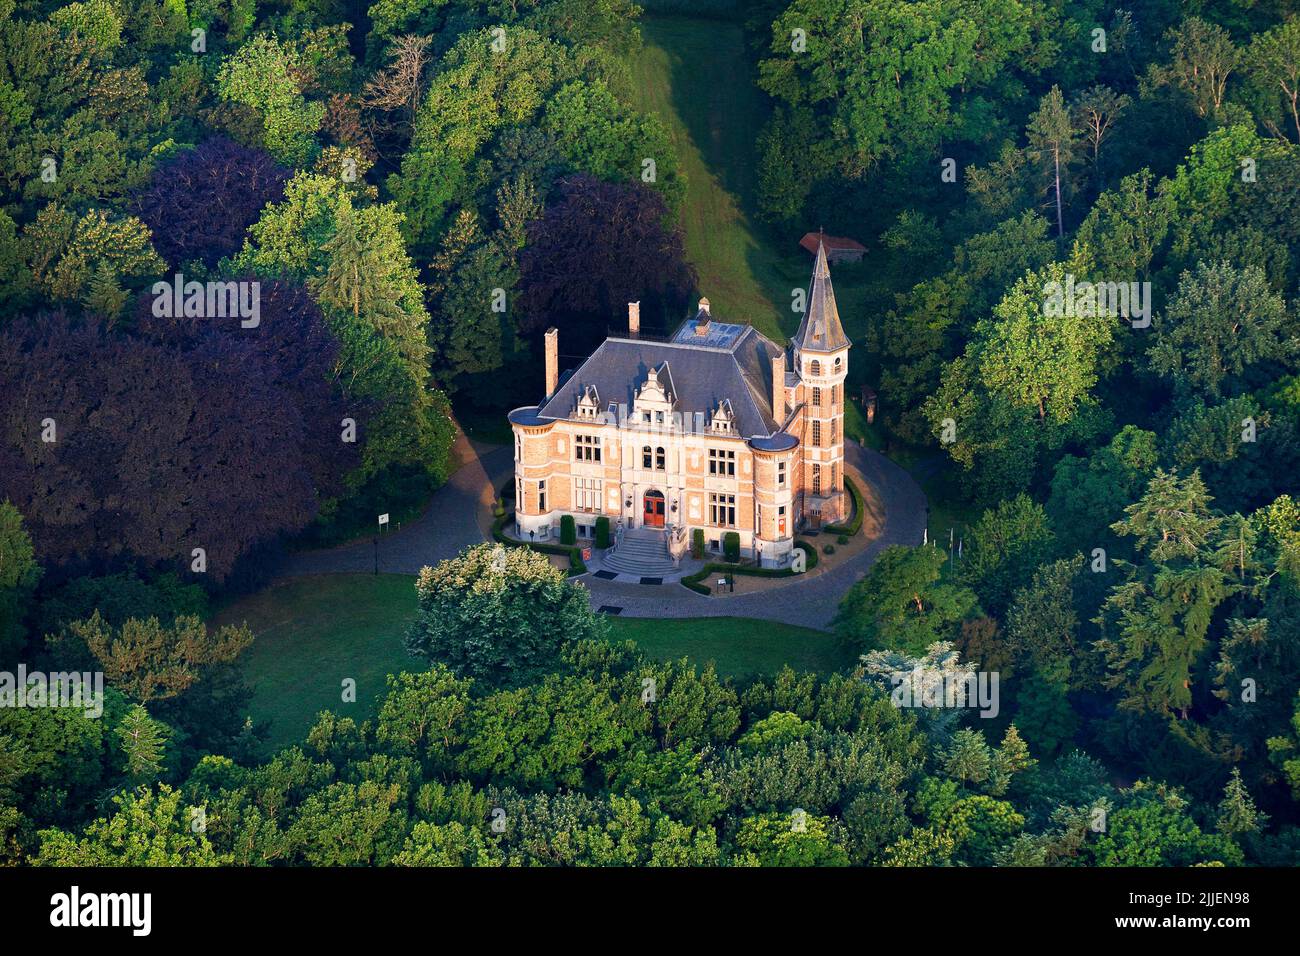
574,477,601,512
777,461,786,487
642,446,653,469
708,448,736,476
574,434,601,462
538,479,547,512
709,493,737,528
812,386,821,408
812,421,821,446
812,465,821,496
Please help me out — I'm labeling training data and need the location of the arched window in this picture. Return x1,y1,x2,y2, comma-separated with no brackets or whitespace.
834,356,842,373
655,447,666,470
642,446,652,469
810,360,821,376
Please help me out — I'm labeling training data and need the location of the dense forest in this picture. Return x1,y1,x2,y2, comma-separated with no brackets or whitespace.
2,0,1300,866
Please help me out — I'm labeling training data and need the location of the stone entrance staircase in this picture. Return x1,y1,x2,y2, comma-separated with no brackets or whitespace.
602,526,677,577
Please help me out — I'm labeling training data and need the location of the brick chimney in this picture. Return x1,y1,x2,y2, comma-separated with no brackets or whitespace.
771,352,785,424
628,301,640,337
544,327,558,397
694,297,711,335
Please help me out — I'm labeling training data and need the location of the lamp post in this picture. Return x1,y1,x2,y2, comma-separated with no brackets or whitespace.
375,513,389,575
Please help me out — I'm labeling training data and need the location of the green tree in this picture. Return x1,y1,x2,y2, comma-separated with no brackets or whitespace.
1026,86,1081,237
1149,261,1295,399
1082,781,1242,866
1216,768,1265,838
406,544,607,686
1111,469,1220,563
114,704,167,786
1006,555,1084,684
1096,564,1235,717
34,786,229,866
1243,16,1300,143
1158,17,1239,121
960,494,1055,615
1046,426,1159,550
732,811,849,867
216,34,325,165
972,263,1112,424
0,501,40,661
836,546,978,655
69,612,252,705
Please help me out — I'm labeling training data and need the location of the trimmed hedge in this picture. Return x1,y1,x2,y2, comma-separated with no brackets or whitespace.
825,476,864,536
491,510,587,577
723,531,740,562
595,516,610,549
560,514,576,545
691,527,704,559
681,540,818,595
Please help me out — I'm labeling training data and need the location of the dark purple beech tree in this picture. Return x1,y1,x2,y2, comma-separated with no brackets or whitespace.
0,286,358,583
518,175,696,354
132,136,289,268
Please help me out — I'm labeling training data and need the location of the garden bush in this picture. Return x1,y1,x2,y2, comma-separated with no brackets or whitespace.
825,476,864,536
723,531,740,562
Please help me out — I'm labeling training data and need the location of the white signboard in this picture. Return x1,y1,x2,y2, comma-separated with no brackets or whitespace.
378,513,389,527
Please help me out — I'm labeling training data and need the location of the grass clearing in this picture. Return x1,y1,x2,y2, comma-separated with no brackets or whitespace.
607,615,852,678
631,16,790,340
212,574,422,753
216,573,852,751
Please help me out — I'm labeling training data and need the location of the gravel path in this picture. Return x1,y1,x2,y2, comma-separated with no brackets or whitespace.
277,435,514,577
276,438,927,631
580,443,927,630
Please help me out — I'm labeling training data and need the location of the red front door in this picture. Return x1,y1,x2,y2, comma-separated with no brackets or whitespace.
643,492,665,528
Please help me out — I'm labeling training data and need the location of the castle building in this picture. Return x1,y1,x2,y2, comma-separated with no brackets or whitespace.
508,241,851,568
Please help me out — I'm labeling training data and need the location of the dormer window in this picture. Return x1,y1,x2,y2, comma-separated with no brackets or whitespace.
575,385,601,419
634,362,676,426
709,399,734,435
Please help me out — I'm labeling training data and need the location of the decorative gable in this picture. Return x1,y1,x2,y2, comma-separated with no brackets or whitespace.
709,399,735,434
633,363,676,423
575,385,601,419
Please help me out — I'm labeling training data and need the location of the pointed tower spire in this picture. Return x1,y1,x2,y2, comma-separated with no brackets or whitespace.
794,238,850,353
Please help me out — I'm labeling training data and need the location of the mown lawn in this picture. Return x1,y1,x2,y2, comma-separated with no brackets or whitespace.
211,574,421,753
605,615,852,678
630,16,882,366
630,16,790,341
215,573,851,752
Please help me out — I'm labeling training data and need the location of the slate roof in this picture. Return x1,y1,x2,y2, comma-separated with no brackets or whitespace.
536,324,785,438
794,240,851,353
